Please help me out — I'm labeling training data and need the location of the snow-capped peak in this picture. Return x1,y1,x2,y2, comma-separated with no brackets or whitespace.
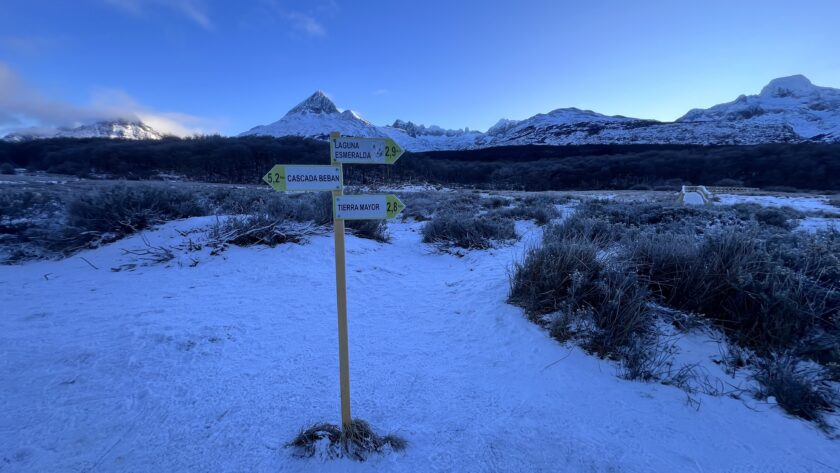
240,91,382,140
3,119,164,141
759,75,817,98
285,90,339,116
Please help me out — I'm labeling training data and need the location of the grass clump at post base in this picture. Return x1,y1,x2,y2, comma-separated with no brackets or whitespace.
287,419,406,461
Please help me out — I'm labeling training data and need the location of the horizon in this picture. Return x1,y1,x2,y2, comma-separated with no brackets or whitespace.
1,0,839,137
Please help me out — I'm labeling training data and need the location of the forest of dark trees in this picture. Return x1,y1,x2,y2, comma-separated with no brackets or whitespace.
1,136,838,191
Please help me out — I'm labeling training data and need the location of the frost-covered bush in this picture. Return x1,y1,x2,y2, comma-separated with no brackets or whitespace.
0,190,61,222
630,227,838,354
487,200,560,226
0,162,14,175
42,185,205,252
422,212,516,249
754,207,799,230
509,239,601,316
509,232,657,376
582,269,655,359
754,354,838,424
66,185,205,235
401,191,481,221
346,219,389,243
480,196,507,209
543,214,624,248
207,191,333,247
209,215,320,247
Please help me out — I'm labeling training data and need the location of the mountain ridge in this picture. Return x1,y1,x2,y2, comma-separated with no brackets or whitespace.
3,120,164,142
239,75,840,150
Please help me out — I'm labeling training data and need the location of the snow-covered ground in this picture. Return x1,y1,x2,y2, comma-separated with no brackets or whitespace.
1,217,838,472
715,193,840,215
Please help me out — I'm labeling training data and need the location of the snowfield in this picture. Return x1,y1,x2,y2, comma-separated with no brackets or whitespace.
1,217,839,472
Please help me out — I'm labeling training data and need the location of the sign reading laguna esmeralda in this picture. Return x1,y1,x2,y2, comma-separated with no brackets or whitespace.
331,136,405,164
334,194,405,220
262,164,342,192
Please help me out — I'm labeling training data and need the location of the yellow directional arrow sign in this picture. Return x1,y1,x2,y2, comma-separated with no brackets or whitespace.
334,194,405,220
331,136,404,165
262,164,342,192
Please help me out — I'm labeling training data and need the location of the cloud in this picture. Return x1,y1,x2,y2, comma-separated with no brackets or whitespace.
285,11,326,37
103,0,214,30
0,63,217,137
256,0,330,37
372,89,390,96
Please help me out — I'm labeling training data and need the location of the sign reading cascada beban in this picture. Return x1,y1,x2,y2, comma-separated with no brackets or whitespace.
262,164,342,192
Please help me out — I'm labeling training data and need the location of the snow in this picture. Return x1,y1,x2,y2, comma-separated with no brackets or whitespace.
798,216,840,233
714,194,840,214
3,120,163,141
1,217,838,472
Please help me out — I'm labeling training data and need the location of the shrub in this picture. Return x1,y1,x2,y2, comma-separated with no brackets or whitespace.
509,239,602,315
543,215,623,248
480,196,507,209
631,227,836,353
209,215,319,247
0,162,14,175
629,184,652,190
754,354,838,424
399,191,480,221
66,185,205,236
509,233,658,377
0,191,61,222
422,213,516,249
582,269,655,359
754,207,798,230
487,202,561,225
346,219,389,243
208,191,333,248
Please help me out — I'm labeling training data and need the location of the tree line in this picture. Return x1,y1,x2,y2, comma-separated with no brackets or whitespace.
1,136,838,191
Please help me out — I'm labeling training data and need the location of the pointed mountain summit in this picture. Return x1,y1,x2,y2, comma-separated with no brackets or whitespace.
240,91,383,140
286,90,340,115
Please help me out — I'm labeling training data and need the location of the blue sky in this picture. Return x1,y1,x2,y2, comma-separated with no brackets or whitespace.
1,0,839,136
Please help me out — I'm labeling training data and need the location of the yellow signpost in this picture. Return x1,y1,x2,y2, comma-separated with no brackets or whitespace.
264,131,405,431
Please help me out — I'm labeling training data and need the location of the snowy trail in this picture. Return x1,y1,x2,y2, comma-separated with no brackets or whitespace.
1,219,838,472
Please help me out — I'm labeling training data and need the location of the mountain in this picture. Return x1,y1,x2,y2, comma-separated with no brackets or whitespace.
240,76,840,150
4,120,164,141
239,91,384,140
677,75,840,142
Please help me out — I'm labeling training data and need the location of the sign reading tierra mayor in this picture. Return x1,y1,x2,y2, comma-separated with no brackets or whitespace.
262,164,342,192
331,136,404,164
334,194,405,220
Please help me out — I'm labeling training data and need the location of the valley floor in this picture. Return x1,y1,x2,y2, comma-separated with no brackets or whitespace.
1,215,838,472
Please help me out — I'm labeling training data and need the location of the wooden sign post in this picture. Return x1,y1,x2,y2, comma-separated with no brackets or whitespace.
264,131,406,432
